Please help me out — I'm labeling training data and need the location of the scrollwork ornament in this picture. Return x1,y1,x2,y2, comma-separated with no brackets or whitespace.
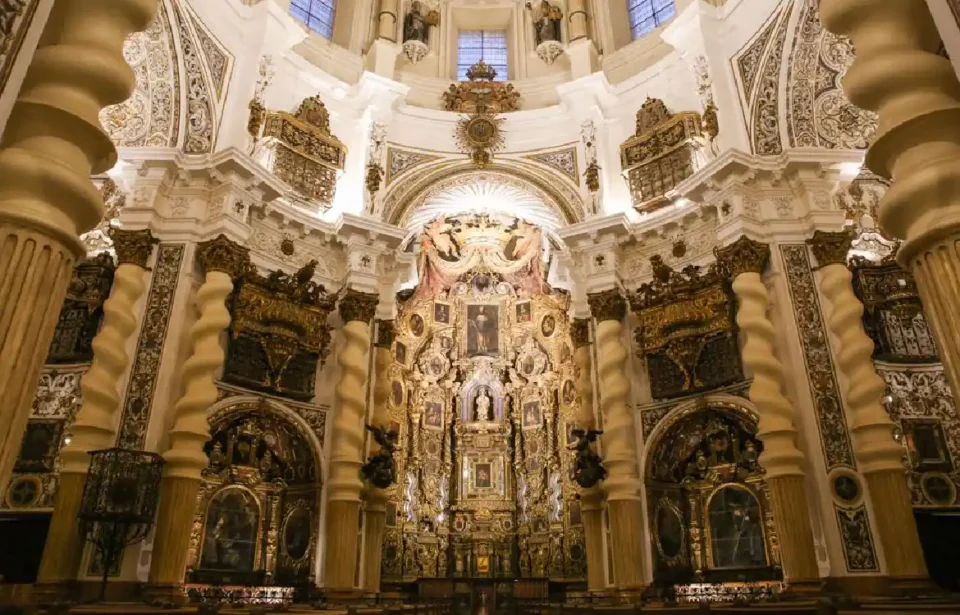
587,289,626,323
109,228,158,268
570,318,591,348
197,234,251,278
808,229,854,267
376,320,396,348
339,290,379,324
715,235,770,278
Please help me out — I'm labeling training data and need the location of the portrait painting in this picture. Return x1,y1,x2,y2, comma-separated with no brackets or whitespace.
395,342,407,365
541,314,556,337
466,304,499,357
522,400,541,429
409,313,425,337
434,302,450,324
562,379,577,406
516,301,532,324
424,400,443,428
391,381,404,407
475,463,492,489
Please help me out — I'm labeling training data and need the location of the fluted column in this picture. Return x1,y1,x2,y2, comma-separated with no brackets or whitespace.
324,290,379,596
34,230,157,600
145,235,249,601
361,320,394,594
586,291,645,593
571,318,605,593
378,0,399,41
568,0,588,41
715,237,819,585
809,231,927,580
0,0,159,492
819,0,960,403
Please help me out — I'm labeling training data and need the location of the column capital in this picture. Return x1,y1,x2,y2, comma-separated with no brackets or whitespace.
587,289,626,322
110,228,158,268
715,235,770,278
571,318,591,348
340,290,379,324
807,229,854,267
375,319,395,348
197,234,250,278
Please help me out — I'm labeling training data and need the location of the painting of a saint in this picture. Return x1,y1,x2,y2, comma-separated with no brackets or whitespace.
562,379,576,406
516,302,531,323
424,401,443,428
522,400,541,428
541,314,556,337
201,489,259,572
396,342,407,365
466,304,499,357
410,313,425,337
434,302,450,324
391,381,404,407
475,463,492,489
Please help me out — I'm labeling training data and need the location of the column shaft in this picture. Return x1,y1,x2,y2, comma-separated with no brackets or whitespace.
378,0,399,40
0,0,158,491
568,0,588,41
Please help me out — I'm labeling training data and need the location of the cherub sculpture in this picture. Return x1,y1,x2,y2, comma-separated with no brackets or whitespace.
360,424,399,489
567,428,607,488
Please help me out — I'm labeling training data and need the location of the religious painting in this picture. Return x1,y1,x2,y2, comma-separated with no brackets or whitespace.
409,313,425,337
282,507,311,561
475,463,493,489
200,488,260,572
521,355,537,377
391,380,405,408
566,423,578,445
428,356,446,379
562,379,577,407
434,302,451,324
522,400,541,429
15,420,63,473
560,343,571,363
904,419,953,471
707,486,767,569
466,304,499,357
569,500,582,526
424,400,443,429
477,555,490,575
516,301,532,324
396,342,407,365
541,314,556,337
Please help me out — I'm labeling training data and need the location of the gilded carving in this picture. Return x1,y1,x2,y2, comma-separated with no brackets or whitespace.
714,236,770,278
197,234,251,278
587,289,626,323
807,229,854,267
570,319,590,349
47,254,116,365
172,0,217,153
376,320,396,349
442,60,521,113
110,228,158,268
339,290,379,324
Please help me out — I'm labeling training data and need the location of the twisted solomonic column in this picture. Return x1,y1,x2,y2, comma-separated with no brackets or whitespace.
324,290,379,596
571,317,605,594
362,319,394,593
715,237,819,586
35,229,157,601
0,0,159,492
146,235,249,601
809,231,927,580
587,290,646,593
819,0,960,408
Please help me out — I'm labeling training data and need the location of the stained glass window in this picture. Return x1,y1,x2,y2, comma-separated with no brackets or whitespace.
457,30,508,81
627,0,676,40
290,0,336,39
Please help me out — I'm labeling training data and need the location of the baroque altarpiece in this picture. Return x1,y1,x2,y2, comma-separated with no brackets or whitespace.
380,214,586,583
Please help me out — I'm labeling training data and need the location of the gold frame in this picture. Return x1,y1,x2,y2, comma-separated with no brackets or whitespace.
460,300,506,359
197,484,265,573
702,482,771,571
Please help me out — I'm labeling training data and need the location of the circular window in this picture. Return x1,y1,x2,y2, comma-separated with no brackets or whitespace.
282,508,312,561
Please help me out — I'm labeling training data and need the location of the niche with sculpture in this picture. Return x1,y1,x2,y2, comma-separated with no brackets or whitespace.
187,405,320,587
380,214,585,585
645,405,781,586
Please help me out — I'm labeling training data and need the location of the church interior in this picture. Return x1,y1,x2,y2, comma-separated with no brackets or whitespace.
2,0,960,613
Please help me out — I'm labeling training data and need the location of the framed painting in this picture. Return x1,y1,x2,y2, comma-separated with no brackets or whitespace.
522,399,541,430
434,302,451,325
464,303,501,358
465,456,504,497
423,399,444,430
516,301,532,324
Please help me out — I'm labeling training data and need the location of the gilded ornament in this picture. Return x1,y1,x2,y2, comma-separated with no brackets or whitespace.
442,60,521,113
584,161,600,193
197,234,250,278
339,290,379,324
366,162,384,195
376,320,396,349
587,289,626,323
109,228,158,268
714,236,770,278
570,318,590,348
808,229,854,267
455,106,505,169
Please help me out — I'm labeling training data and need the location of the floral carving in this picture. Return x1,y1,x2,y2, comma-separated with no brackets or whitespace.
0,0,36,98
525,148,578,182
835,505,879,572
751,10,789,155
111,228,159,268
173,0,216,153
587,289,626,323
197,234,250,278
339,290,379,323
715,236,770,278
808,230,854,267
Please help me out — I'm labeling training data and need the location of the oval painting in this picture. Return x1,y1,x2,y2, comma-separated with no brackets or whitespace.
541,315,556,337
410,313,425,337
283,508,312,561
391,381,404,407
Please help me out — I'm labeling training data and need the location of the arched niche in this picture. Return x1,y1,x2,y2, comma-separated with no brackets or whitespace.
643,395,782,588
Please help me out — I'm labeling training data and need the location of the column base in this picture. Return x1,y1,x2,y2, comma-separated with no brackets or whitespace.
141,582,186,606
146,475,202,590
607,498,647,591
766,475,820,582
322,588,367,606
36,471,87,590
31,581,78,606
863,469,928,578
323,499,362,592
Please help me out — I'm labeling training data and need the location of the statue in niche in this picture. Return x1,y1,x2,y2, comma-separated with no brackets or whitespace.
528,1,562,46
404,1,429,43
474,387,493,422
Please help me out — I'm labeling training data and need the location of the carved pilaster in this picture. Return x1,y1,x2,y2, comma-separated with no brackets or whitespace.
110,228,158,268
808,230,854,267
587,289,626,323
340,290,379,324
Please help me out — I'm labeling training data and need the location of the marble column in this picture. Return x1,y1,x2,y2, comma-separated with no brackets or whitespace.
808,231,928,581
819,0,960,403
571,318,605,593
586,290,645,594
0,0,158,492
361,319,394,594
35,230,157,600
715,236,820,586
324,290,379,596
145,235,249,601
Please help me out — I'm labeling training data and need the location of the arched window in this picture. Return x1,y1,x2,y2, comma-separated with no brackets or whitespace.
627,0,676,39
457,30,508,81
290,0,336,39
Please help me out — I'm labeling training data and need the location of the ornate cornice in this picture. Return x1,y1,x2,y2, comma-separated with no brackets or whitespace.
571,318,591,348
197,234,251,278
110,228,158,268
340,290,379,324
588,289,627,323
715,236,770,278
808,230,854,267
376,320,395,348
